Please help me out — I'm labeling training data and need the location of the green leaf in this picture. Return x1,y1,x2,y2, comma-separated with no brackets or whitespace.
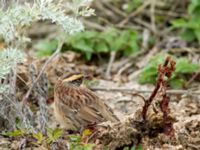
181,29,196,42
139,66,157,82
130,145,143,150
172,18,199,29
35,40,58,57
69,135,81,142
139,72,157,84
187,18,200,29
124,37,139,55
170,0,200,44
70,143,95,150
123,147,129,150
71,31,97,39
188,0,200,16
72,39,93,52
188,0,200,14
110,30,127,51
33,132,44,144
194,29,200,43
83,144,95,150
85,52,92,61
46,128,63,143
171,19,188,28
82,31,97,38
100,28,118,44
123,42,138,56
175,58,199,73
136,145,143,150
36,49,54,57
95,42,109,53
169,79,185,89
2,130,25,137
139,55,164,84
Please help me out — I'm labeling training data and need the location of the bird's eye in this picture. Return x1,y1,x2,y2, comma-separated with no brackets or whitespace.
77,79,80,82
76,79,82,83
71,78,82,86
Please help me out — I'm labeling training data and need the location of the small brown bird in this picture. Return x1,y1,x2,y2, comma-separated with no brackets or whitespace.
53,73,119,130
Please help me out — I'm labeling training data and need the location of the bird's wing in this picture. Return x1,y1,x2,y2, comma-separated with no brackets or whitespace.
74,88,119,122
76,104,105,123
59,87,119,127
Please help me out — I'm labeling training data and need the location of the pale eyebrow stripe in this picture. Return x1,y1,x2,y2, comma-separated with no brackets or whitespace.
62,74,83,82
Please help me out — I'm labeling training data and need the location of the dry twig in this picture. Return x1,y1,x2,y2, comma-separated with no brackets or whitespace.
22,41,64,104
105,51,116,79
90,87,200,95
118,0,151,27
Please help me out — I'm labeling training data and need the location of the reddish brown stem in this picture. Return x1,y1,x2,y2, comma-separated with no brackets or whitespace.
142,56,171,120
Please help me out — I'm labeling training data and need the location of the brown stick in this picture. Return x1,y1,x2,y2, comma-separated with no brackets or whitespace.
22,41,64,104
90,87,200,95
185,72,200,88
118,0,151,27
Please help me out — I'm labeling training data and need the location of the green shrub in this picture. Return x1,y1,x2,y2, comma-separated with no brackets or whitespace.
67,28,139,60
171,0,200,43
35,39,58,57
139,54,199,88
35,28,139,60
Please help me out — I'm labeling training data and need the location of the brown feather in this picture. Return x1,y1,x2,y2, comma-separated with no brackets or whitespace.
54,74,119,130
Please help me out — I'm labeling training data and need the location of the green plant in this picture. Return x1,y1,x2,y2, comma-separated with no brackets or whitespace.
33,132,45,144
0,48,24,80
2,129,26,137
66,28,139,60
35,29,139,60
1,127,97,149
68,134,95,150
0,0,93,131
139,54,199,88
171,0,200,43
34,39,58,57
46,128,63,144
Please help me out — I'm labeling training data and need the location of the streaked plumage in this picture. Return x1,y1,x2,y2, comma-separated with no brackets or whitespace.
53,73,119,130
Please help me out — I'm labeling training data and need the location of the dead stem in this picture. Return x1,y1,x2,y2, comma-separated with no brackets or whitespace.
105,51,116,79
90,87,200,95
22,41,64,105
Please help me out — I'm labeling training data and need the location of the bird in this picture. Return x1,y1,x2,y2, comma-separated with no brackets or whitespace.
53,72,119,130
